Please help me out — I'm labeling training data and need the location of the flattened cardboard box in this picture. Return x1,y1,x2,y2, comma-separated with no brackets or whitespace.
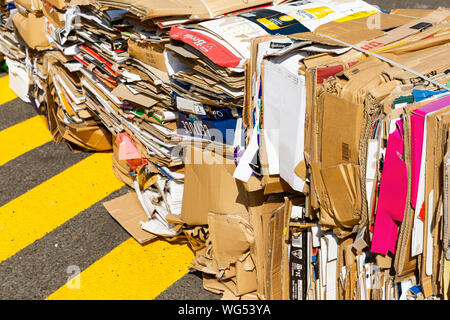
207,211,252,271
96,0,273,19
43,3,66,29
15,0,44,14
103,191,158,244
181,146,250,225
47,0,67,10
12,11,50,50
128,39,168,72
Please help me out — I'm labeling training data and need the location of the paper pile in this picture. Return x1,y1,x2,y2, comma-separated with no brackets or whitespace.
0,1,32,102
1,0,450,300
248,8,450,299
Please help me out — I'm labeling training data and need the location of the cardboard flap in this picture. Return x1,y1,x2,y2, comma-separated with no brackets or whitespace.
236,255,257,296
321,94,364,168
321,164,361,228
13,11,50,49
103,192,159,244
314,12,415,45
208,212,253,271
15,0,44,13
181,147,249,225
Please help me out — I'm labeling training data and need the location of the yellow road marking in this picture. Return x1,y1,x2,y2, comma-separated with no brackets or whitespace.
46,238,194,300
0,153,124,263
0,76,18,105
0,116,53,166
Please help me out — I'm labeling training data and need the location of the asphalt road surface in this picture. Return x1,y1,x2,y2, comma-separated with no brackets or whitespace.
0,0,448,300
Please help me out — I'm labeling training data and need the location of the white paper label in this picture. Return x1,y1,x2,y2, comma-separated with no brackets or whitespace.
176,96,206,115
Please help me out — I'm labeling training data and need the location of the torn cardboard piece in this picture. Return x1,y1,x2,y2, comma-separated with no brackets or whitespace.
103,191,158,244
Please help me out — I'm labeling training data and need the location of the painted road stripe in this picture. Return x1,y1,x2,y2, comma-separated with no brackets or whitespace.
0,152,124,263
0,141,90,207
0,76,18,105
0,115,52,166
46,238,194,300
0,98,37,131
0,187,130,299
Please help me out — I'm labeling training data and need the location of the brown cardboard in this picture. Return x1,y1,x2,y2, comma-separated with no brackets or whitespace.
220,283,241,300
376,253,393,270
202,274,227,295
208,211,252,270
390,8,437,18
266,203,285,299
95,0,272,20
191,246,226,277
420,107,450,297
13,11,50,50
182,225,208,252
54,107,113,151
321,93,364,168
165,213,185,225
62,123,113,151
262,175,292,195
103,192,158,244
247,197,284,299
393,106,418,277
15,0,44,14
445,136,450,274
42,3,65,29
47,0,67,10
431,111,450,293
240,292,260,300
315,92,364,230
315,12,414,45
181,146,249,225
235,255,257,296
191,0,271,19
128,39,168,72
281,198,293,300
111,83,159,107
320,164,361,229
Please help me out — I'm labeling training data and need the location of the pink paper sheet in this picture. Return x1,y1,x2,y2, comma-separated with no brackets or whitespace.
371,120,407,255
115,132,141,160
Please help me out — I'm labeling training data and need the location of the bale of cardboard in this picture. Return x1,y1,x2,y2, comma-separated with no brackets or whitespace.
1,0,449,300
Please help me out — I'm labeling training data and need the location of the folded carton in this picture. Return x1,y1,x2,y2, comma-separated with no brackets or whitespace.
12,11,49,49
181,147,251,225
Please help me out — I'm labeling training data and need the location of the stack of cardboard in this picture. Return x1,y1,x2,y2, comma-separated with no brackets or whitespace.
1,0,450,300
246,8,450,299
0,1,33,102
165,0,388,299
10,0,51,110
0,1,19,67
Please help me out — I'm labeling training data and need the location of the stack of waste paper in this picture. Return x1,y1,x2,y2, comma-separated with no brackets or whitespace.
1,0,450,300
0,0,31,102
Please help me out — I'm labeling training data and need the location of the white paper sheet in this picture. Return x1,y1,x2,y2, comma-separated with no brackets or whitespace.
263,53,308,191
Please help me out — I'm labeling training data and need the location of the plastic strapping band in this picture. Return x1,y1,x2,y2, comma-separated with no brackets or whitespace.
199,0,213,18
316,33,449,92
